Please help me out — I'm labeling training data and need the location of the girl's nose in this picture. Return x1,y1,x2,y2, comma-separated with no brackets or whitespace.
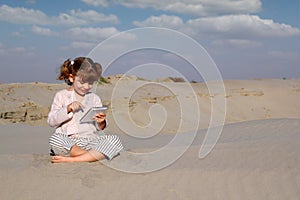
83,83,92,89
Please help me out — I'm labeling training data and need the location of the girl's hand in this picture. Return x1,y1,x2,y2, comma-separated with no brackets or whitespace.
67,101,84,113
93,113,107,130
93,112,106,123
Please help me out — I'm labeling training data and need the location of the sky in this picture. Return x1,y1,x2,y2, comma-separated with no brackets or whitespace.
0,0,299,83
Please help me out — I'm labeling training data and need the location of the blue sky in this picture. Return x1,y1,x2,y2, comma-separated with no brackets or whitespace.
0,0,299,83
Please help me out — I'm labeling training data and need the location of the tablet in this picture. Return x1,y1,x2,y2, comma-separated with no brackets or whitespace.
80,106,108,123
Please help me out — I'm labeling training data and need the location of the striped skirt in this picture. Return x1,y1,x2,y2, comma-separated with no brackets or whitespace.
49,132,123,160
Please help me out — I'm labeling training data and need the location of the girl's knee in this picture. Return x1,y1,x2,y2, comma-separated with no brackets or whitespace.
70,145,88,157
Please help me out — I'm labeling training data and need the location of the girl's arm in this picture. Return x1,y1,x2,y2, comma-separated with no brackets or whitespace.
47,92,73,128
92,94,107,130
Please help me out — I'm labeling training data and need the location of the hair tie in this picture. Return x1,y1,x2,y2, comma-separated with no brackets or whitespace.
70,60,74,65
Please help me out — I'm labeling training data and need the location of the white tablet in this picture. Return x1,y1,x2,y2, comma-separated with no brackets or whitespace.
80,106,108,123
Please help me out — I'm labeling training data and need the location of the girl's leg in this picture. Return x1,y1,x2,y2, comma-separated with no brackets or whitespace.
69,144,88,157
51,148,105,163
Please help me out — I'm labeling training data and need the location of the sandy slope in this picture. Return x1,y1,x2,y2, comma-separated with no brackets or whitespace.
0,119,299,200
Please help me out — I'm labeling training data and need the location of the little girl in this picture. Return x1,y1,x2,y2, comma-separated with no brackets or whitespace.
48,57,123,163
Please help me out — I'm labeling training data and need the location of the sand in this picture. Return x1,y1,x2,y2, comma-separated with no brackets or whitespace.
0,77,299,199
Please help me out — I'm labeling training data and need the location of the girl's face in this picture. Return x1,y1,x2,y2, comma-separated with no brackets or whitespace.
70,75,94,96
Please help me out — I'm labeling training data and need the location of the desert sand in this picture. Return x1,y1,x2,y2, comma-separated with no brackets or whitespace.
0,77,299,200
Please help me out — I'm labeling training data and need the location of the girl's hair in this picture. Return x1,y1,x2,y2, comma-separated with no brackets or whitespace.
58,57,102,85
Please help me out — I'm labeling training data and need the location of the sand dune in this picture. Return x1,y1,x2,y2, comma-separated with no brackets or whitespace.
1,78,299,130
0,78,299,199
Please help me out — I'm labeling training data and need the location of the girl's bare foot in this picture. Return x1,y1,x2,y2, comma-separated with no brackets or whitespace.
51,151,105,163
51,155,72,163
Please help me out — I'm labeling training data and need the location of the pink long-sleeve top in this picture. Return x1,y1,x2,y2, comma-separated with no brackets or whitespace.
47,89,104,136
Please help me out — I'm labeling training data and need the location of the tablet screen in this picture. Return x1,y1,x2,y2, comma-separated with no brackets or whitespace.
79,106,108,123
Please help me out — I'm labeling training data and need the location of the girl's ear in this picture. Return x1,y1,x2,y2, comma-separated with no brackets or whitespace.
68,74,74,83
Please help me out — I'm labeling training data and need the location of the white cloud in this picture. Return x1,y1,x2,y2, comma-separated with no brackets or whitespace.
211,39,262,48
31,25,59,36
134,14,300,38
57,9,119,25
80,0,108,7
71,41,97,49
67,27,136,42
89,0,262,16
11,47,27,53
0,4,118,26
0,4,49,25
12,31,24,37
187,14,300,38
133,14,184,28
0,43,35,56
68,27,120,41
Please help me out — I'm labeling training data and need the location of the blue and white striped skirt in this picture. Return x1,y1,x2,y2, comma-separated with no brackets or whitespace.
49,132,123,160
